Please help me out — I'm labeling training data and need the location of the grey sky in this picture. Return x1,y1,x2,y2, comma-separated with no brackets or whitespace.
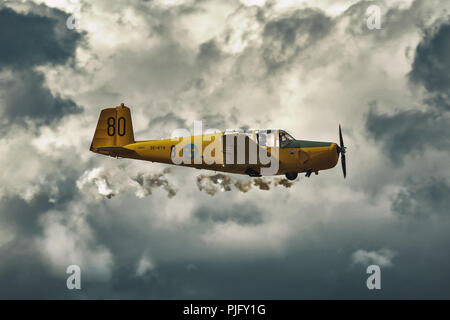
1,0,450,299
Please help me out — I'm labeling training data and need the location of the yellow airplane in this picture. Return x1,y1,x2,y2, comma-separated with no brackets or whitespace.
90,104,347,180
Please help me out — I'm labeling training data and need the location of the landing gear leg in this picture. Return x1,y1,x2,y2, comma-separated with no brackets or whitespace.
305,170,312,178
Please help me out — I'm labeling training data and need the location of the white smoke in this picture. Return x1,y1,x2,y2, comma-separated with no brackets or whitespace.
196,173,298,196
132,168,176,198
77,166,177,199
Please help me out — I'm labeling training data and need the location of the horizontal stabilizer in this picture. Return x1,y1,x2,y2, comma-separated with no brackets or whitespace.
95,146,137,157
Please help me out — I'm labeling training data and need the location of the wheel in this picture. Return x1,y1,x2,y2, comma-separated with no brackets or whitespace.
285,172,298,181
245,168,261,177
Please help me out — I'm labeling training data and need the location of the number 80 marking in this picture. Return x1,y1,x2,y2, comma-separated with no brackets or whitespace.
107,117,126,136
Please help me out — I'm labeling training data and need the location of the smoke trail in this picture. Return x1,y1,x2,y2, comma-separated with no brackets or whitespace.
132,168,176,198
76,167,116,199
253,178,271,190
233,180,253,193
274,178,295,188
196,173,299,196
196,173,233,196
77,166,176,199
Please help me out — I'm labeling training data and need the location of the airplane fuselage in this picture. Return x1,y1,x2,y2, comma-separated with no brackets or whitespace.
95,134,339,177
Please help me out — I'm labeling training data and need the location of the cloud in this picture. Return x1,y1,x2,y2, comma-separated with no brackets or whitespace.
410,22,450,110
147,111,188,138
37,204,114,281
0,70,81,128
136,254,155,277
351,248,397,268
0,6,81,70
196,40,223,70
365,106,450,164
262,8,333,70
0,6,83,128
365,21,450,164
392,178,450,219
194,203,264,226
341,0,429,41
2,0,450,300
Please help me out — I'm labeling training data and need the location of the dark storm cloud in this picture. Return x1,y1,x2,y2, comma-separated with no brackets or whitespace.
0,174,84,299
3,200,450,299
1,176,448,300
392,178,450,219
262,8,333,71
0,168,79,237
1,194,57,237
64,212,450,299
0,6,82,128
0,238,71,299
0,7,81,70
410,22,450,110
196,40,222,70
0,70,80,127
194,203,264,226
365,106,450,164
0,235,112,299
365,22,450,164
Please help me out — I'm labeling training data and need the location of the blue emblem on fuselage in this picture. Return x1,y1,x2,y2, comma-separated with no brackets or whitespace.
183,144,198,160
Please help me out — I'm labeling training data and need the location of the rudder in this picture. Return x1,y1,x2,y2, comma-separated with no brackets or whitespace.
90,103,135,152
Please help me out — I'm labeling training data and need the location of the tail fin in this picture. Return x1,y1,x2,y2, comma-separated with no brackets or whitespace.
90,103,135,153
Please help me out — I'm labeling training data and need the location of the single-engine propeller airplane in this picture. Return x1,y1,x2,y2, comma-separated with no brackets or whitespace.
90,104,347,180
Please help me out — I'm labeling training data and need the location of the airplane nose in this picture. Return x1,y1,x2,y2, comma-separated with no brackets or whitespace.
330,142,337,153
330,143,339,166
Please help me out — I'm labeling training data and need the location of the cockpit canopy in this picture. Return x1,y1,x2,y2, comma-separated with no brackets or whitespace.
224,129,295,147
279,130,295,147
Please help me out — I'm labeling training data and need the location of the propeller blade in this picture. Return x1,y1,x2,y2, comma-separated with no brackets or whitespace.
339,124,344,149
341,153,346,179
338,124,347,179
